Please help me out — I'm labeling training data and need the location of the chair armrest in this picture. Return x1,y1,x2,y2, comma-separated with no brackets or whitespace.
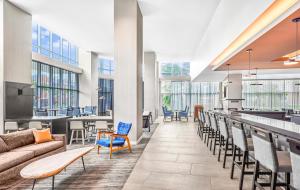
52,134,66,150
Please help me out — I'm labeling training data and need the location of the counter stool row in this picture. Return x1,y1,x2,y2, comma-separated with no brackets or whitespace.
197,111,300,190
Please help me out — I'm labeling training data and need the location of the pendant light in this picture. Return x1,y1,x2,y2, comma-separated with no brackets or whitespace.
250,68,263,86
284,17,300,65
245,49,255,78
226,64,232,84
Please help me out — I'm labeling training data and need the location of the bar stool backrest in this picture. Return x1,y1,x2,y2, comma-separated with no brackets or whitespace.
5,122,18,131
288,139,300,189
231,121,248,151
204,112,211,127
219,116,229,139
95,121,108,130
209,113,218,131
70,121,84,130
252,129,278,172
28,121,43,130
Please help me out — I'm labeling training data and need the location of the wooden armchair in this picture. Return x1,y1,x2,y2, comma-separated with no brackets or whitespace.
96,122,132,159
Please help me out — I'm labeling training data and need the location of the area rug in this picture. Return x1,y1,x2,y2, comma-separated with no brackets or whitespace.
2,123,158,190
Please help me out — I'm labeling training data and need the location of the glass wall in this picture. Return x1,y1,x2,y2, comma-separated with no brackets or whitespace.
32,61,79,110
242,79,300,110
161,81,220,112
32,22,78,66
160,62,190,77
98,79,113,115
99,58,114,76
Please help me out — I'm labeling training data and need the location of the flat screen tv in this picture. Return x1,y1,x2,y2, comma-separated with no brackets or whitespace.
5,81,33,119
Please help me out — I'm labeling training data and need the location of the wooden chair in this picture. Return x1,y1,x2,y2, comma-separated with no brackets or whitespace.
96,122,132,159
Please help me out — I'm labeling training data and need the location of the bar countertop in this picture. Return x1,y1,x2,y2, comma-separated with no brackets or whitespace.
5,116,71,122
213,110,300,141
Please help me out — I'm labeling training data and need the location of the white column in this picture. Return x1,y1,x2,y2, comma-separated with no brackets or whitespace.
222,74,243,110
0,0,32,133
114,0,143,144
144,52,158,120
78,50,98,113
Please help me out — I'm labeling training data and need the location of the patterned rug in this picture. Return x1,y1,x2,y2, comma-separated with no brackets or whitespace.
2,123,158,190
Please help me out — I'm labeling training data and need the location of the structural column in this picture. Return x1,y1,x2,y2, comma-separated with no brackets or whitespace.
144,52,158,120
0,0,32,133
114,0,143,144
78,50,98,112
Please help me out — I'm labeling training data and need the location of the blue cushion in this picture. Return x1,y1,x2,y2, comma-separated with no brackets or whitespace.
117,122,132,135
96,138,125,147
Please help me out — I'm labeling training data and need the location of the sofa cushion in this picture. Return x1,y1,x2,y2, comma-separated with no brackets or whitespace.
0,151,34,173
12,141,64,156
0,129,35,150
0,138,9,153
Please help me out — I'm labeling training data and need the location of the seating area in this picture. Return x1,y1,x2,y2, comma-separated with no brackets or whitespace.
2,0,300,189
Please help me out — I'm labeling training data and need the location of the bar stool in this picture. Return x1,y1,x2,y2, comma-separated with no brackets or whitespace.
197,111,208,140
230,121,255,190
252,129,291,190
204,111,212,145
217,116,233,168
28,121,43,130
208,112,220,155
288,139,300,190
69,121,85,145
94,121,108,144
4,122,19,133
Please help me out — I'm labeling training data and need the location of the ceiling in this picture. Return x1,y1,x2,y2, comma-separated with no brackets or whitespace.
9,0,276,80
215,8,300,71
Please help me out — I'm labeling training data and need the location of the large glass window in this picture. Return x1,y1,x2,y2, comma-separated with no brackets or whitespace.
98,79,113,115
160,81,220,112
99,59,114,75
32,61,79,110
242,79,300,110
32,22,78,66
40,27,50,57
160,62,190,77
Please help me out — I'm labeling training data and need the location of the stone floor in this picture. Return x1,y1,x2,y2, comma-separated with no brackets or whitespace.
123,119,254,190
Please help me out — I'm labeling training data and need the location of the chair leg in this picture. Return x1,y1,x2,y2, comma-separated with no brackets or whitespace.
213,131,219,155
239,151,247,190
271,172,277,190
97,146,100,154
69,130,74,145
76,130,79,142
218,135,222,162
81,130,85,145
230,145,236,179
206,128,210,147
109,145,113,159
252,160,260,190
286,172,290,190
223,138,229,168
126,137,132,153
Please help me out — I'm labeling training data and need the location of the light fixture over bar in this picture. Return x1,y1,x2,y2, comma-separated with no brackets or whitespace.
212,0,299,69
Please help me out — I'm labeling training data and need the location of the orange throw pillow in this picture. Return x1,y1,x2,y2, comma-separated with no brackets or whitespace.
33,129,53,144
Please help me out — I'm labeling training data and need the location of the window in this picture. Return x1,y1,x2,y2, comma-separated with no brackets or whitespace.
62,39,69,64
40,27,50,57
98,79,113,115
52,33,61,61
242,79,300,110
32,22,78,66
160,81,220,113
99,59,114,75
32,61,79,111
160,62,190,77
32,22,38,53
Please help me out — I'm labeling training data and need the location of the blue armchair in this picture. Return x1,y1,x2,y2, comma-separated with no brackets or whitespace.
162,106,174,121
96,122,132,159
179,106,189,121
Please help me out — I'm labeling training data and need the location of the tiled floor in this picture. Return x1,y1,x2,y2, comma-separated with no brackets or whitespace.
123,119,253,190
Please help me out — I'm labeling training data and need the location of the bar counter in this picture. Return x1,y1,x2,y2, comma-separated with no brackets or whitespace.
213,110,300,141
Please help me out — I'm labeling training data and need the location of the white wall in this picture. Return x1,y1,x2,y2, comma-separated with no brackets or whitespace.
0,0,32,133
3,0,32,84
